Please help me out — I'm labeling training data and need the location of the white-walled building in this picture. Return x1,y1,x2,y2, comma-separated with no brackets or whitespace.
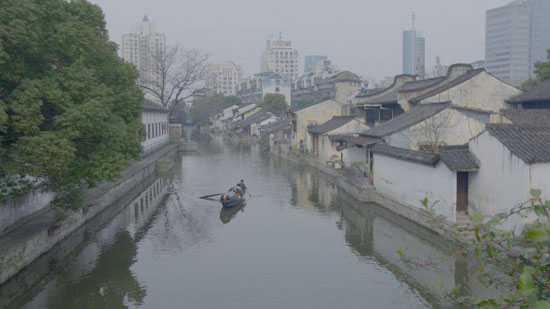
260,33,299,80
469,125,550,231
121,15,166,96
206,62,243,96
372,144,480,223
307,117,370,165
141,100,170,155
237,72,292,106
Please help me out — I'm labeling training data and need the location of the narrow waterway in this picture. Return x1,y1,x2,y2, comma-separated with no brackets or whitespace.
2,142,490,308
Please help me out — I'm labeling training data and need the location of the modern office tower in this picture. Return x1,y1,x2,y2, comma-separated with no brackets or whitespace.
530,0,550,76
402,13,426,77
121,15,166,94
260,33,299,79
486,0,531,86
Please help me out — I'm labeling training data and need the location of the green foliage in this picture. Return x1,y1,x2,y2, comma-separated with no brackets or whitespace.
534,49,550,82
523,49,550,90
0,0,144,207
190,94,242,124
413,190,550,307
294,97,312,109
190,127,211,143
260,93,287,114
223,95,243,107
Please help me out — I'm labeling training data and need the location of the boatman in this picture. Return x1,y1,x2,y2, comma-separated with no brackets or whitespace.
238,179,247,193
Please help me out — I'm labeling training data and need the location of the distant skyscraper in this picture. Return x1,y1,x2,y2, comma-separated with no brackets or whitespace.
260,33,299,79
530,0,550,75
402,13,425,77
206,62,243,96
486,0,550,86
304,55,328,74
486,1,531,86
121,15,166,95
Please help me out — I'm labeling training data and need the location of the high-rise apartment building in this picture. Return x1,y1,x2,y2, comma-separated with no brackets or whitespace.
206,62,243,96
486,0,550,86
260,33,299,79
402,14,425,77
121,15,166,94
304,55,328,74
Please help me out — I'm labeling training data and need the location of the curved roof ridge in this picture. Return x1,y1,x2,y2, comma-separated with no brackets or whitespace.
409,69,485,104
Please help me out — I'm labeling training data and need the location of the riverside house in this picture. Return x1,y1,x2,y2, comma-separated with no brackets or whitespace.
306,116,370,166
142,99,170,155
290,99,344,150
468,124,550,231
351,64,522,126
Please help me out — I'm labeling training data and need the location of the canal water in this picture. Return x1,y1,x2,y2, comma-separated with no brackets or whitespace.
2,142,489,308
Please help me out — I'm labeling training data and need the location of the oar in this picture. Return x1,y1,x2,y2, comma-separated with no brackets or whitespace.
199,193,225,199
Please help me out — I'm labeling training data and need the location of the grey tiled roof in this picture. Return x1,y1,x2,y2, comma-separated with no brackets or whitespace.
507,79,550,104
500,109,550,128
263,118,292,133
237,109,271,128
486,124,550,163
409,69,485,103
439,145,480,171
356,88,399,105
398,76,445,92
308,116,355,134
373,144,439,166
361,102,450,137
143,99,170,113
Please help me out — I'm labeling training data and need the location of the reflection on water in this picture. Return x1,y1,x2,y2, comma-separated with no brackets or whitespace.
2,143,495,308
220,204,246,224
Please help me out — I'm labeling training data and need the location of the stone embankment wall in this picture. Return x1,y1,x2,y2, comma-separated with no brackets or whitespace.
0,144,177,285
268,145,447,237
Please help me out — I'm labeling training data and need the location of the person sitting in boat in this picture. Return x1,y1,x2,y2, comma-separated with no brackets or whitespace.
234,186,243,197
237,179,247,193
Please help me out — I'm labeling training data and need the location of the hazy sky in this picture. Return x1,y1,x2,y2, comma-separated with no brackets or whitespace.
89,0,509,80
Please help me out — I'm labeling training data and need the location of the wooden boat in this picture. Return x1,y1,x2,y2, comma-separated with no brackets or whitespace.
219,187,247,208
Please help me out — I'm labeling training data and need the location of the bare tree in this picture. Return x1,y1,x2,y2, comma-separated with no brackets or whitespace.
141,45,210,110
430,56,448,78
412,109,455,153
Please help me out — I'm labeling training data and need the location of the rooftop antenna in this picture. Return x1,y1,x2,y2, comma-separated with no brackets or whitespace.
412,12,416,31
279,31,282,40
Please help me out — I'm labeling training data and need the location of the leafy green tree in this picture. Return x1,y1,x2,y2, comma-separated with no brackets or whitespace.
294,97,313,109
403,191,550,307
260,93,287,114
522,48,550,90
222,95,243,107
0,0,144,209
189,94,240,125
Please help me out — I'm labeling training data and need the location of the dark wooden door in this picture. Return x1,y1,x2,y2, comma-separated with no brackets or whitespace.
457,172,469,213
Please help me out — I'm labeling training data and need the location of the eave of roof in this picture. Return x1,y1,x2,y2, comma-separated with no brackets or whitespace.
308,116,355,134
439,145,480,171
486,124,550,164
361,102,451,138
506,79,550,104
143,99,170,113
373,144,439,166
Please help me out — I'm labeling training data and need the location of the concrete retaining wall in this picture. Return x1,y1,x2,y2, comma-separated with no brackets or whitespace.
0,144,177,285
0,189,54,236
269,146,446,237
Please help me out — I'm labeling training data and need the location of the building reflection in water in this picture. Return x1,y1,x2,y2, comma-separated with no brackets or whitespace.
279,157,496,306
19,177,170,308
